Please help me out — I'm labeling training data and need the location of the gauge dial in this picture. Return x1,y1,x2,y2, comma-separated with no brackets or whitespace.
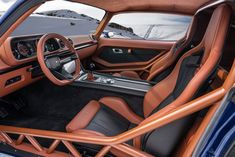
44,38,60,52
25,43,34,56
12,49,21,60
17,42,30,57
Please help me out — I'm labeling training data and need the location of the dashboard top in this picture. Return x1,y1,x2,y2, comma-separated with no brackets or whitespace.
0,34,96,67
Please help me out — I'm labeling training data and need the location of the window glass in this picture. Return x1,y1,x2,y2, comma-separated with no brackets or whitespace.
7,0,105,36
0,0,16,12
103,13,192,41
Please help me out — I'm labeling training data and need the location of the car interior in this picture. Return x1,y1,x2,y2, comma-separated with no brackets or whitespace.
0,0,235,157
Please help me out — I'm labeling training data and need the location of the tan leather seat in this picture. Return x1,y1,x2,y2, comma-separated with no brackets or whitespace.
66,5,231,157
113,70,141,79
113,70,145,80
112,15,196,81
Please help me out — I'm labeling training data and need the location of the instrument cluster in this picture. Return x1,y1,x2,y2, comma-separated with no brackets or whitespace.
11,35,61,60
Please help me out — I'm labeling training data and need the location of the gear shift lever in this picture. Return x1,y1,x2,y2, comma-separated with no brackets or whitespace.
86,63,96,81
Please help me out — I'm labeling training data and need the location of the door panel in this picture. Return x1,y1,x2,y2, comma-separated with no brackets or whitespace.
92,38,175,72
99,47,163,63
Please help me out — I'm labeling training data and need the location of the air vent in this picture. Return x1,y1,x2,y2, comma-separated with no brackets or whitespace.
68,38,73,45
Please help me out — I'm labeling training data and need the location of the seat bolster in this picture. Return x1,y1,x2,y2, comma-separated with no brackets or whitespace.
99,97,144,124
66,100,101,132
113,73,122,77
113,71,141,79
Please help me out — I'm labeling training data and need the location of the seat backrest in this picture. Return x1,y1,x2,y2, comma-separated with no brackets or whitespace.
143,4,231,118
138,4,231,157
146,16,195,82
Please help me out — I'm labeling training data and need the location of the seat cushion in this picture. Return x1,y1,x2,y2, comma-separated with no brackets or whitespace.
113,71,141,79
66,100,101,132
66,100,137,154
86,104,135,136
66,97,143,133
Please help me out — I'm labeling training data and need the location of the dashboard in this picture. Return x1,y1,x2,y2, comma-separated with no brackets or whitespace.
0,34,97,97
11,35,61,60
0,34,96,67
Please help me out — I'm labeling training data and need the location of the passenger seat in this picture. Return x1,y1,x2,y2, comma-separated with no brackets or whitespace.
66,4,231,157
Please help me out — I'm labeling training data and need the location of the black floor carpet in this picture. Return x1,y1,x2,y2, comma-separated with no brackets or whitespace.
0,98,68,132
0,78,144,132
0,79,143,155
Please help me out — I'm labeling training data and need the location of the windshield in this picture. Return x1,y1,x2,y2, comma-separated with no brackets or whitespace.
0,0,16,12
0,0,105,37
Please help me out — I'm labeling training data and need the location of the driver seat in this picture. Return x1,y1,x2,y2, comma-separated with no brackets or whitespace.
66,5,231,156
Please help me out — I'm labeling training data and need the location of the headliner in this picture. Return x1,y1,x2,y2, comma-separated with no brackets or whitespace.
73,0,214,15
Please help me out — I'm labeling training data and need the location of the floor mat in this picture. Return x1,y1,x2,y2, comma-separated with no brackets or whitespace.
0,99,68,131
0,78,144,130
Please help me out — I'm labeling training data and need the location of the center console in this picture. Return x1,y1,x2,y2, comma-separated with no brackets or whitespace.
31,60,153,96
73,67,153,96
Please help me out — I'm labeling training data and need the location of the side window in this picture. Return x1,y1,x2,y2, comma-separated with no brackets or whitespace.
103,13,192,41
9,0,105,37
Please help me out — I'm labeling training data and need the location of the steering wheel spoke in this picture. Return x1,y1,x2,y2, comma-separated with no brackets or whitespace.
60,54,78,65
51,69,73,80
61,68,74,79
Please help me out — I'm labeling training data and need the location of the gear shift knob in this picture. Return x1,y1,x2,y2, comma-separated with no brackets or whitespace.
86,63,96,81
89,63,96,71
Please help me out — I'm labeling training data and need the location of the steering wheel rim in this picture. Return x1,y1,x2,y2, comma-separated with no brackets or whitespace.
37,33,80,86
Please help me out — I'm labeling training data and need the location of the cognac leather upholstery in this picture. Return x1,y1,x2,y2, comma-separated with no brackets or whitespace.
66,98,143,133
66,5,231,156
113,71,141,79
113,71,141,80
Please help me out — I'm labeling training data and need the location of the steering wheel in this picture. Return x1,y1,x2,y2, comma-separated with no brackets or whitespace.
37,33,80,86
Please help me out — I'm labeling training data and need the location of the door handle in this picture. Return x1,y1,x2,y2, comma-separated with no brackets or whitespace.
112,48,123,54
